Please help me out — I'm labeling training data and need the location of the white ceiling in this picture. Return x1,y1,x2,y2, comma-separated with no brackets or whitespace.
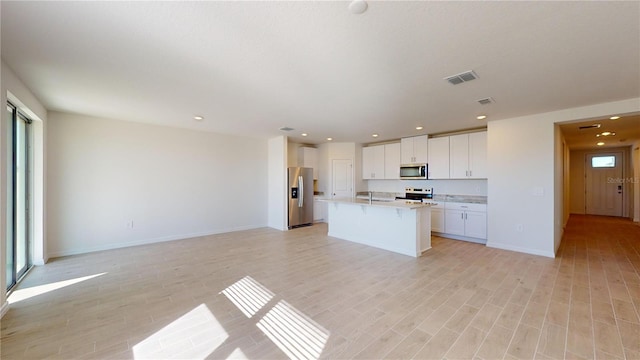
2,1,639,145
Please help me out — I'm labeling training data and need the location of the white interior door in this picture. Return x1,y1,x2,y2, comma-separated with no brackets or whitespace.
585,152,623,216
332,159,353,199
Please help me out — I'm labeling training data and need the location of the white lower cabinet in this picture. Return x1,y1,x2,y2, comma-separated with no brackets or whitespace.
430,203,445,233
464,211,487,239
444,209,466,235
443,202,487,241
313,198,327,222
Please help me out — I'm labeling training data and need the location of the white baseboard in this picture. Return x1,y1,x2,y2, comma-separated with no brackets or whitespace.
33,259,46,266
432,232,487,245
47,224,265,259
486,241,556,258
1,301,9,319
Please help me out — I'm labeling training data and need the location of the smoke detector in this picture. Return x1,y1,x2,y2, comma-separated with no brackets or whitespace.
444,70,478,85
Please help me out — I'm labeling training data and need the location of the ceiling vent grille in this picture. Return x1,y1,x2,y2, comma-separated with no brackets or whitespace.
444,70,478,85
578,124,601,130
279,126,294,131
477,97,494,105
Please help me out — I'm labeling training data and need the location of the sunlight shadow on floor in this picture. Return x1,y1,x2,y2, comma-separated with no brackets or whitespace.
8,272,107,304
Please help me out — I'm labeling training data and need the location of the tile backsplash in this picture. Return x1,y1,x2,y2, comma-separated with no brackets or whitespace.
366,179,487,196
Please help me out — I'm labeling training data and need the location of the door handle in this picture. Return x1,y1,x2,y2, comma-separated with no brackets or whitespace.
298,176,304,207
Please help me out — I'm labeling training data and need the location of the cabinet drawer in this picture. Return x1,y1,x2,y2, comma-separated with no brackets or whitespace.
445,202,486,212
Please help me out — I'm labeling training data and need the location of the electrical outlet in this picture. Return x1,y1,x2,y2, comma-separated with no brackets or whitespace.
516,224,524,232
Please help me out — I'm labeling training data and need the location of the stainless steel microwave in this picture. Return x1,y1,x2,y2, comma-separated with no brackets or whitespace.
400,163,428,180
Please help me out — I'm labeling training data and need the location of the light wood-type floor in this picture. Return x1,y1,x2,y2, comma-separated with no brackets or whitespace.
1,215,639,359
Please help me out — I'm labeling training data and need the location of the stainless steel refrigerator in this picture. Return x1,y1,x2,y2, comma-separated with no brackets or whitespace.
288,167,314,229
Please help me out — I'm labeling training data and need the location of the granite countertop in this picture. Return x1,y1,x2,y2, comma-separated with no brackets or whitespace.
321,197,433,210
433,195,487,204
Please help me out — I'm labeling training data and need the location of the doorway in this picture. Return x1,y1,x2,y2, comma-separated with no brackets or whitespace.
585,152,624,216
331,159,352,199
6,102,32,291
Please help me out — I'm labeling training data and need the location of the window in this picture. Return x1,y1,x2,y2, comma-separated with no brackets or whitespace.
6,101,32,291
591,156,615,168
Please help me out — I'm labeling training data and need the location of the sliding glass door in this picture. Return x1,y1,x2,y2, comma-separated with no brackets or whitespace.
6,102,31,291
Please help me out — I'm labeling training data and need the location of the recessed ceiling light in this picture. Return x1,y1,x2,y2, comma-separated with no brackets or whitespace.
610,116,620,120
194,116,204,121
416,126,423,130
596,131,616,137
301,133,308,137
477,115,487,120
372,134,379,138
597,142,605,146
348,0,368,14
327,137,333,141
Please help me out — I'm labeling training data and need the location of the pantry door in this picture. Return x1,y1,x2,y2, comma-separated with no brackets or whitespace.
332,159,353,199
585,152,623,216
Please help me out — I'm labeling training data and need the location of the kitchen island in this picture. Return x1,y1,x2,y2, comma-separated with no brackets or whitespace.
322,198,432,258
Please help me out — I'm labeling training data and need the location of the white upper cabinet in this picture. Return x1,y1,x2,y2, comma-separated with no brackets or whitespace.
427,137,450,179
384,143,401,179
449,134,470,179
468,131,487,179
449,131,487,179
400,135,428,164
362,145,385,179
298,147,319,179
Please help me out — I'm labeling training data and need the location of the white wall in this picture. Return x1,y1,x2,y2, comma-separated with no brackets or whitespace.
487,98,640,258
554,125,566,253
267,136,287,230
1,60,48,317
47,112,268,257
287,141,301,168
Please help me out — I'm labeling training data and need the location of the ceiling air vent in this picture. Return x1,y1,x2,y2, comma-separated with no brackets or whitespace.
279,126,295,131
477,97,494,105
578,124,601,130
444,70,478,85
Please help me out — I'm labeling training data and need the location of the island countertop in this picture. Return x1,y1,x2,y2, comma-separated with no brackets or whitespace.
321,197,434,210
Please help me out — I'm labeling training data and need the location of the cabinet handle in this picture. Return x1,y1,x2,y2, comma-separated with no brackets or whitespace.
461,213,464,219
469,170,472,177
465,213,468,220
